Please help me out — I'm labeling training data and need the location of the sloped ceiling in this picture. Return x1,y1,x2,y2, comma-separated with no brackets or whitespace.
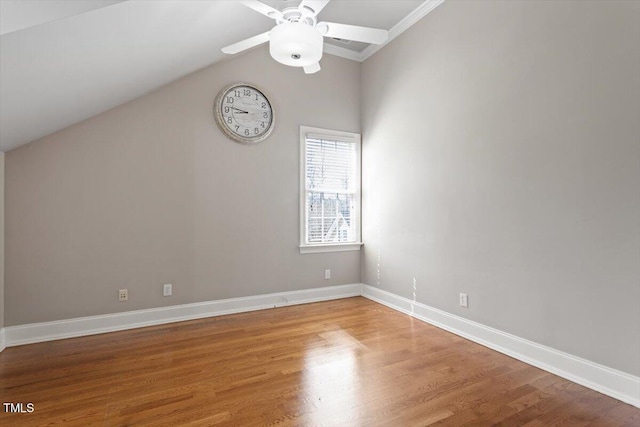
0,0,428,151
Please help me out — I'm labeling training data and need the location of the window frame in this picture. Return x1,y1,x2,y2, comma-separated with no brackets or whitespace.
299,125,363,254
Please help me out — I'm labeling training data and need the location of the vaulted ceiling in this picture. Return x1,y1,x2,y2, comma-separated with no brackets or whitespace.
0,0,438,151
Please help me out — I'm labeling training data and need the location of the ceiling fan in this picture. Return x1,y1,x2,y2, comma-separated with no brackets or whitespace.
222,0,389,74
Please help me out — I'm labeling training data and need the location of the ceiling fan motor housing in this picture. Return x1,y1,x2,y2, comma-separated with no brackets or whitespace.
269,22,323,67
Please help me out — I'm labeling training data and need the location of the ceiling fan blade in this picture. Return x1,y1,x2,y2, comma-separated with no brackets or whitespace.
317,22,388,45
238,0,283,20
304,62,321,74
221,32,270,54
299,0,330,17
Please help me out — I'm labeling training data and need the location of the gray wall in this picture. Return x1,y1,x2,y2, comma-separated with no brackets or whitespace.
361,0,640,376
0,152,4,329
5,47,361,325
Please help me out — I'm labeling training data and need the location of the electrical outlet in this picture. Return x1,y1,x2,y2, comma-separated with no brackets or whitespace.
459,293,468,308
325,269,331,279
163,284,172,297
119,289,128,302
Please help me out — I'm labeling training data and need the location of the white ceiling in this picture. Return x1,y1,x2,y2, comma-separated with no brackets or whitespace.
0,0,429,151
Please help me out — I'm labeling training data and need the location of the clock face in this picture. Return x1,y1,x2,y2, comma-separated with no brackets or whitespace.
214,83,274,144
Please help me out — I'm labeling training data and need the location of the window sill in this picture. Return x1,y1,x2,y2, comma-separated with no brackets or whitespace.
299,242,363,254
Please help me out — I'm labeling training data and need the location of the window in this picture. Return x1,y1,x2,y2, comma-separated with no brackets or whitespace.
300,126,362,253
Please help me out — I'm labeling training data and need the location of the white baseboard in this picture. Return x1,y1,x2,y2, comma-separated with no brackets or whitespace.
361,284,640,408
2,282,638,408
3,284,361,348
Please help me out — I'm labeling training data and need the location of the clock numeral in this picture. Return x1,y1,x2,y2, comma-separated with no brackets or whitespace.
233,90,240,97
227,117,232,124
226,97,234,104
254,128,259,134
244,89,251,96
262,112,268,119
224,106,230,113
261,102,267,109
255,94,259,101
235,125,240,131
244,129,250,136
261,122,265,128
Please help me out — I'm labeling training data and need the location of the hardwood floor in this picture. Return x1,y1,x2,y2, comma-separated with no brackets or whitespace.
1,297,638,426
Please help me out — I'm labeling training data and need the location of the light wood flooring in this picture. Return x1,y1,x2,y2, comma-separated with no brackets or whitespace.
1,297,638,426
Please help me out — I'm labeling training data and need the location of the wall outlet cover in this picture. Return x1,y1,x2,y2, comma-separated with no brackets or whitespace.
459,293,468,308
163,284,172,297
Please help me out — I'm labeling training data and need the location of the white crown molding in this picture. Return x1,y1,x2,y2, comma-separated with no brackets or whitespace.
323,0,446,63
361,284,640,408
3,284,362,347
359,0,446,62
0,328,5,353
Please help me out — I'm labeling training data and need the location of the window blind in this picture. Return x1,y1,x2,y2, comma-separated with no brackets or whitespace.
304,137,357,244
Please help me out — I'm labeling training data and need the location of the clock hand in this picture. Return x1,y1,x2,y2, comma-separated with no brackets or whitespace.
231,106,249,114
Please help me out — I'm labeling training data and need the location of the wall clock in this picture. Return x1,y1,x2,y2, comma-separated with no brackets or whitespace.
214,83,275,144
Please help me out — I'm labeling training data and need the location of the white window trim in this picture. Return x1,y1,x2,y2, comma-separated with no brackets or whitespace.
299,125,363,254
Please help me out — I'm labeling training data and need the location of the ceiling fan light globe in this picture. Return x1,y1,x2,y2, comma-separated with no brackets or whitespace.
269,22,323,67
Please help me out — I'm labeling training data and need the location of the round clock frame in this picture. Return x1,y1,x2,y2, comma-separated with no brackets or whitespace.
214,83,275,145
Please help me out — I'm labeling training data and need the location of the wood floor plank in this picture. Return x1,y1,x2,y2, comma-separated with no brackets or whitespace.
0,297,637,426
